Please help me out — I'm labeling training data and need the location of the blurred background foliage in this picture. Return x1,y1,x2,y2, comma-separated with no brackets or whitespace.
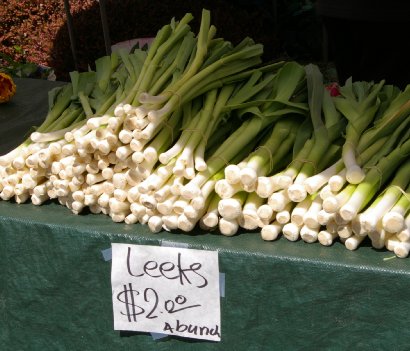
0,0,322,81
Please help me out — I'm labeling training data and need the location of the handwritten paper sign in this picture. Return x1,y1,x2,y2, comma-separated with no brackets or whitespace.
111,243,221,341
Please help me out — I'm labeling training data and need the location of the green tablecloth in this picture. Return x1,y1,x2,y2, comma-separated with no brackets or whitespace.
1,79,410,350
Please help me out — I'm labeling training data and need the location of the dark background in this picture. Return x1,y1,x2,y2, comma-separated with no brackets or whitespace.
0,0,323,81
1,0,410,88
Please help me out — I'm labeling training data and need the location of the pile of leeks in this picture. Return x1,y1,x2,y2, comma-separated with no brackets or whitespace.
1,9,410,258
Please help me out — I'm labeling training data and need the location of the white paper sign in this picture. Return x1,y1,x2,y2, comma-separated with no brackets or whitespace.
111,243,221,341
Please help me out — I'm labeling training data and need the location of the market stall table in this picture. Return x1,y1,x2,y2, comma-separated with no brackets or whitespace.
1,78,410,350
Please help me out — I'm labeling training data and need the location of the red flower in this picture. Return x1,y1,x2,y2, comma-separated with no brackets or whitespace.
325,82,341,97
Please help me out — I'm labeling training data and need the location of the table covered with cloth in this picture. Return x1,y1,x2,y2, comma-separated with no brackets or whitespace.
1,78,410,351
